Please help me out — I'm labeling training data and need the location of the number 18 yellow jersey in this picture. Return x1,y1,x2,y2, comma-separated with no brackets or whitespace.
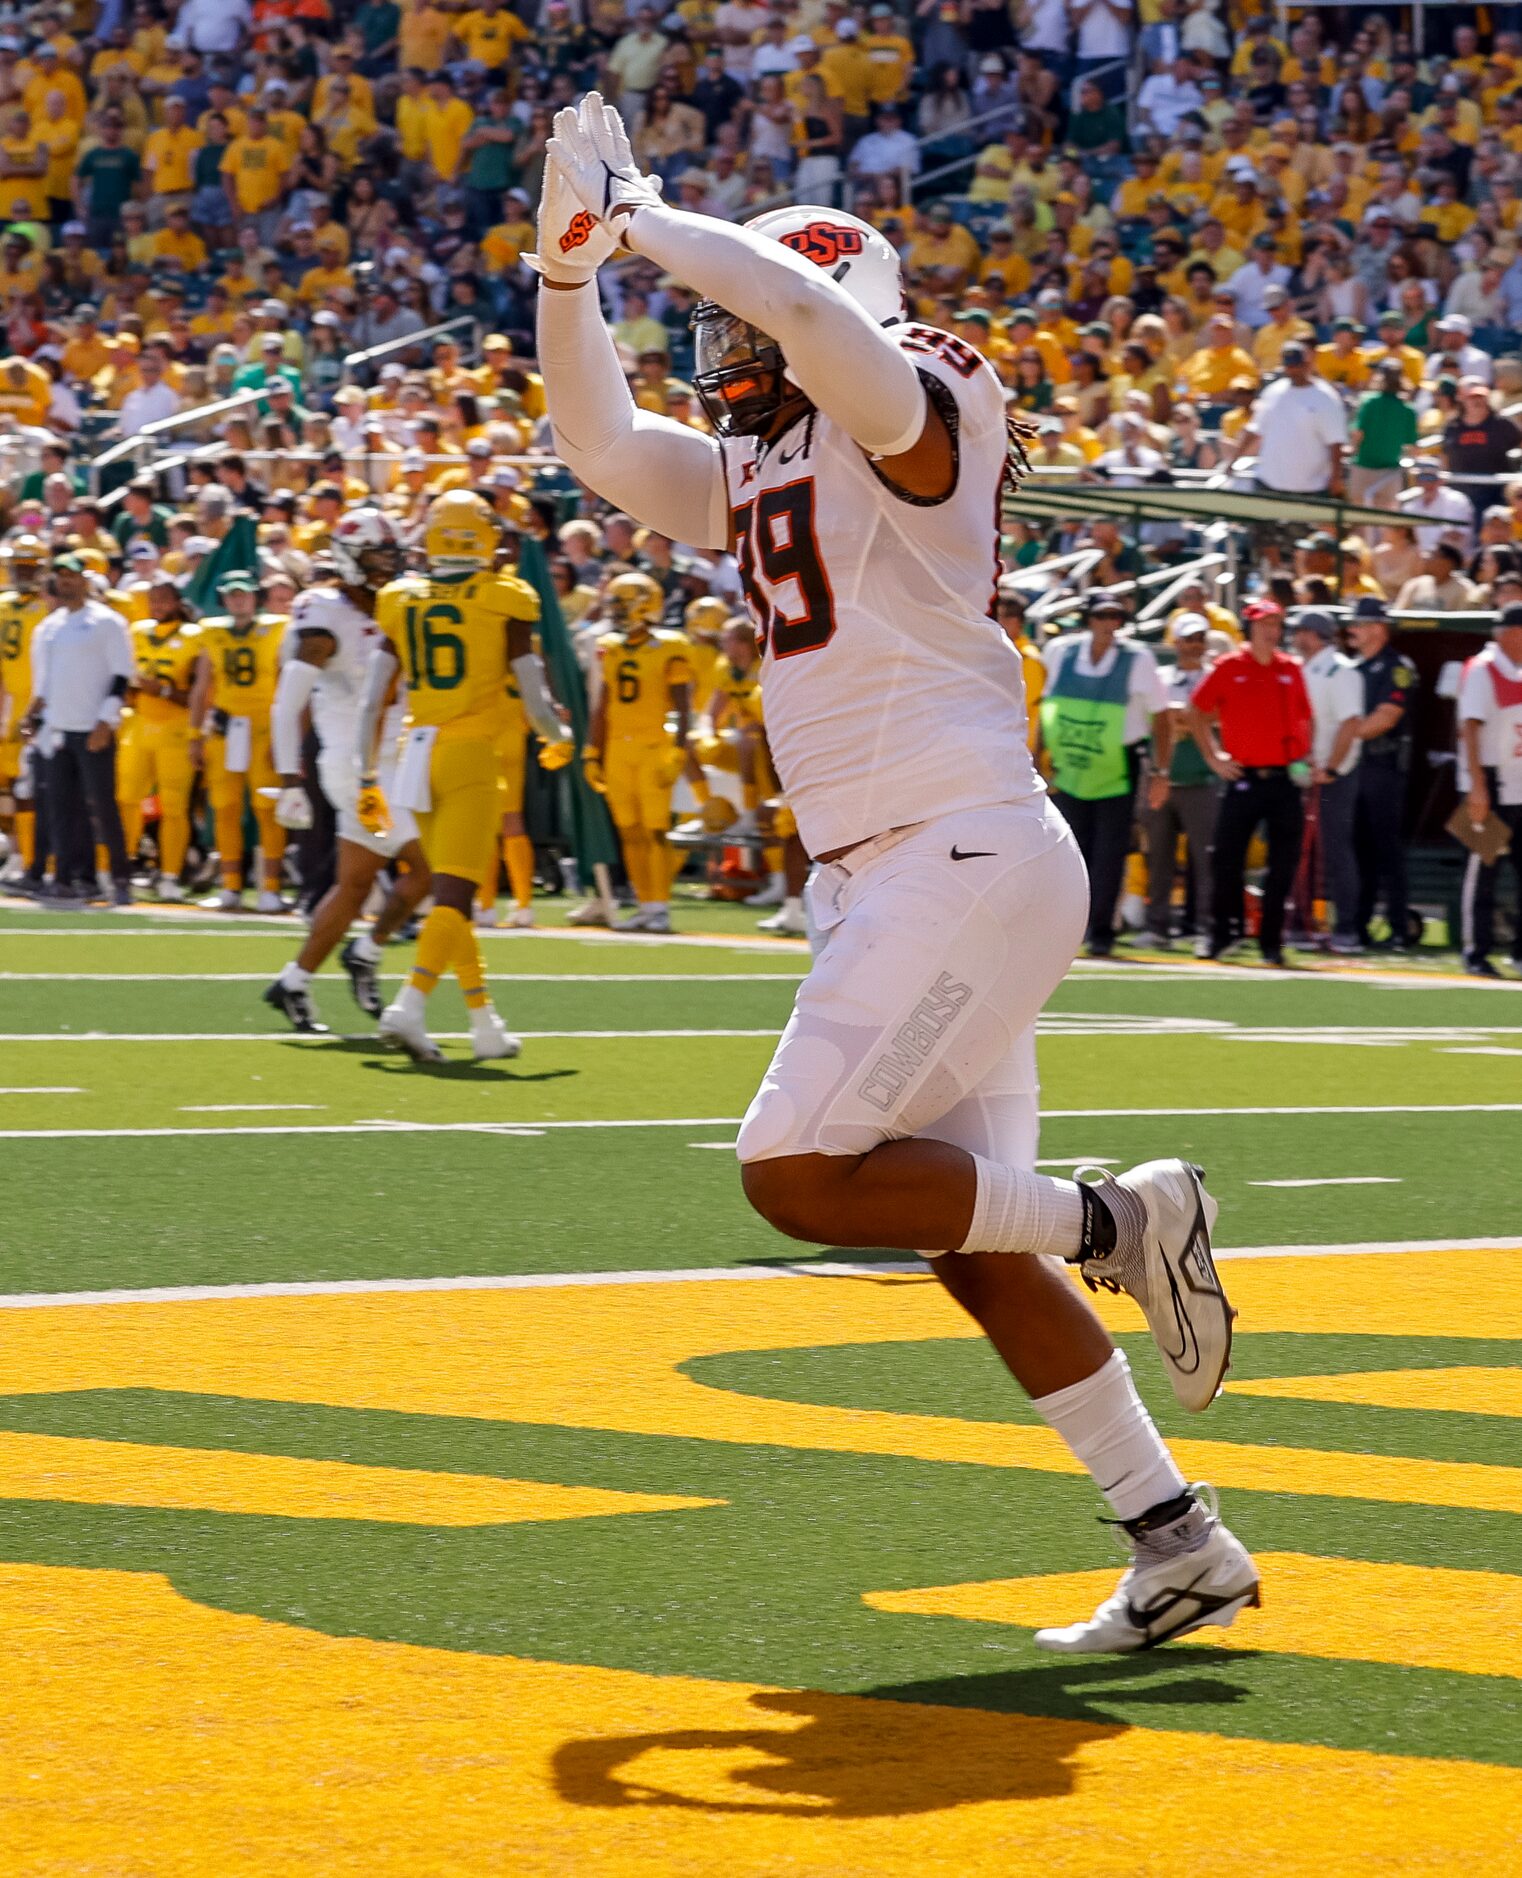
376,568,540,742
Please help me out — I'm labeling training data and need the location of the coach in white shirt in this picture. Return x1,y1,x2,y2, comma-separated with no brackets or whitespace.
1290,608,1364,950
26,556,134,900
1231,343,1349,495
1135,55,1203,139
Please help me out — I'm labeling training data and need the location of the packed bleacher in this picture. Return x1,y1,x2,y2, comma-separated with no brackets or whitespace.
0,0,1521,967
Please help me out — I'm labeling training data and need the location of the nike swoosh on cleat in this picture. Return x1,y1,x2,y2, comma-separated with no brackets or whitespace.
949,846,996,861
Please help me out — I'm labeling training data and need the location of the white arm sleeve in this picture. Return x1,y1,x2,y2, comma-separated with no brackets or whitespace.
619,201,927,457
272,655,320,776
537,283,730,550
355,643,399,777
510,651,569,743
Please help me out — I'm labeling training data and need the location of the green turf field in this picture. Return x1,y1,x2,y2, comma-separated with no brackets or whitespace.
1,895,1519,1875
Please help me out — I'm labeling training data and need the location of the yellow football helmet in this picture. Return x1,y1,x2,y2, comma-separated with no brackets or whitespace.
606,570,663,637
424,490,498,574
4,533,46,592
684,595,729,642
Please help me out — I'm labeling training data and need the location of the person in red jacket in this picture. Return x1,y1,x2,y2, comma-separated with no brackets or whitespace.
1186,597,1313,966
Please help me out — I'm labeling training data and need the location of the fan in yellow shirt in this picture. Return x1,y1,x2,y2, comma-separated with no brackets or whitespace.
0,112,48,220
148,207,207,272
312,54,376,121
420,80,473,180
1315,320,1373,391
221,117,289,215
454,1,533,69
399,0,455,72
117,581,202,898
142,104,200,196
189,572,291,909
367,492,562,1060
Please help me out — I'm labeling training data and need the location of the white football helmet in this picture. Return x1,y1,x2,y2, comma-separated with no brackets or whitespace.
329,507,403,590
744,206,905,326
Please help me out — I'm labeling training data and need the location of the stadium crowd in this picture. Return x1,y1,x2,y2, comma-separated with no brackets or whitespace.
0,0,1520,968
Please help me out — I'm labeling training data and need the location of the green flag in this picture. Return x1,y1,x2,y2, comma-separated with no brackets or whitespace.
516,534,620,872
184,514,261,614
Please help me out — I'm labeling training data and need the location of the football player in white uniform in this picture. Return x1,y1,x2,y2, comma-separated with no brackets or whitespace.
262,509,432,1034
534,96,1259,1654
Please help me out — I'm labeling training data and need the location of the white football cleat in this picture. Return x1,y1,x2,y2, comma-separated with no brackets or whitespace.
474,902,500,928
638,909,673,934
0,852,24,884
378,999,445,1064
505,905,534,928
566,898,611,927
758,900,807,936
470,1011,522,1061
255,890,286,914
202,888,243,911
745,877,785,908
1034,1489,1260,1655
614,907,650,932
156,877,185,902
1075,1160,1233,1413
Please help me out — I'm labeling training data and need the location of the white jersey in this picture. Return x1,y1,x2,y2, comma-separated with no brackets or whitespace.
1458,643,1522,805
721,323,1040,855
287,585,404,750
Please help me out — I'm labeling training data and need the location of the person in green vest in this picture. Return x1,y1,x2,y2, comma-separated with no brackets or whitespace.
1140,612,1221,947
1038,590,1173,957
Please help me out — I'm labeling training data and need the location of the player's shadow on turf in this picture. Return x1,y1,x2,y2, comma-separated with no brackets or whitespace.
553,1664,1252,1818
351,1054,580,1083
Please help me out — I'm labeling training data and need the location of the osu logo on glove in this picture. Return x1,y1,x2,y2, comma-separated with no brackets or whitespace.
560,210,598,254
778,223,865,267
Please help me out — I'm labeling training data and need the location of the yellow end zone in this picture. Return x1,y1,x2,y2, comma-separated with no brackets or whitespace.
867,1552,1522,1681
0,1431,717,1527
2,1562,1518,1878
0,1252,1517,1514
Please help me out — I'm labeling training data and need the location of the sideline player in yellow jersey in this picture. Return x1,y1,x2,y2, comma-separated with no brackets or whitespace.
360,490,570,1063
117,573,201,901
673,591,726,826
0,534,48,885
586,570,692,933
189,571,290,910
996,574,1045,751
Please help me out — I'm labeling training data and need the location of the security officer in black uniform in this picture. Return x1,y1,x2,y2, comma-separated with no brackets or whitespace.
1348,593,1420,949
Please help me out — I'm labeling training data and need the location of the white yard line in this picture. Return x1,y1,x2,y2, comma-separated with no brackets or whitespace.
0,1086,82,1095
178,1103,328,1114
0,1236,1509,1311
0,971,805,984
2,1101,1518,1143
1249,1176,1403,1189
0,1029,783,1042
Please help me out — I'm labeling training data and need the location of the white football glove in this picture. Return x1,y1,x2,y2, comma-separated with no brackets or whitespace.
547,92,663,232
524,151,622,284
265,785,314,831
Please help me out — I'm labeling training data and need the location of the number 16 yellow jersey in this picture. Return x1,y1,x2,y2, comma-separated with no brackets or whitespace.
376,568,540,742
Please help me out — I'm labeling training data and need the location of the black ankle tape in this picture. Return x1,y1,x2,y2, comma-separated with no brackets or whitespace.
1074,1183,1117,1263
1119,1490,1198,1537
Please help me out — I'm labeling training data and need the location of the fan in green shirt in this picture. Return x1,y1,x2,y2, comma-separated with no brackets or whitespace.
1351,368,1419,471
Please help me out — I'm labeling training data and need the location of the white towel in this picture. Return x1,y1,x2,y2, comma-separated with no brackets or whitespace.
224,715,253,774
393,724,439,812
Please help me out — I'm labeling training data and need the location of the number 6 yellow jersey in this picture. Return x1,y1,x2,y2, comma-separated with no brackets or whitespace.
376,569,541,743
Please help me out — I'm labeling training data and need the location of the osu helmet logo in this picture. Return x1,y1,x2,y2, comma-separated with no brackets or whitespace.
779,223,865,267
560,210,598,255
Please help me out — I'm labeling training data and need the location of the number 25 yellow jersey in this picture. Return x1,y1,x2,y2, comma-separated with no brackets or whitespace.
376,568,540,742
129,620,202,727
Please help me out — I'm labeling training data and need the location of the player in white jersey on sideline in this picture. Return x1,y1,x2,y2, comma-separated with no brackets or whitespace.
534,95,1260,1654
262,509,433,1034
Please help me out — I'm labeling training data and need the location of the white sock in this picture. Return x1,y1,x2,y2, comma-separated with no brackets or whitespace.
782,895,803,918
279,961,311,990
351,931,382,963
768,870,784,892
1032,1349,1187,1523
396,983,427,1019
645,900,667,915
958,1153,1083,1257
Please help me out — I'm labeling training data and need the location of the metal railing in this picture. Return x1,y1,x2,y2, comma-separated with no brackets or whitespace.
88,389,269,495
340,313,481,382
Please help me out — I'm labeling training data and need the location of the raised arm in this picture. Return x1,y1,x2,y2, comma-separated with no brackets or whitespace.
546,94,927,459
